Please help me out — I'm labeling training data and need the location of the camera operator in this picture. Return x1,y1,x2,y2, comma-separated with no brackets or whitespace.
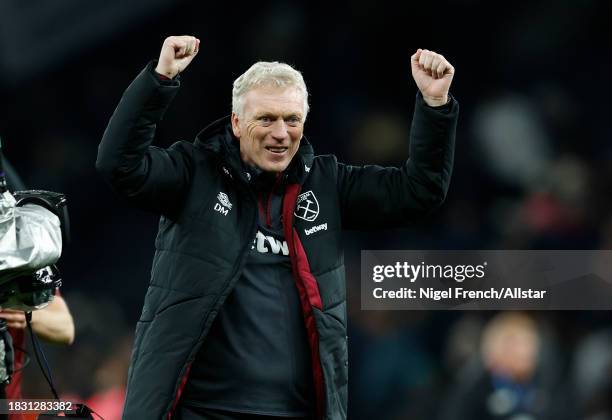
1,155,75,420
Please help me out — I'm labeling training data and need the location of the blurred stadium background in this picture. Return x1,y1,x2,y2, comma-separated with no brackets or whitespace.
1,0,611,419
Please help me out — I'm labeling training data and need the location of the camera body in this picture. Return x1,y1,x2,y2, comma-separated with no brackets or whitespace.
12,190,70,245
0,189,68,310
0,189,68,387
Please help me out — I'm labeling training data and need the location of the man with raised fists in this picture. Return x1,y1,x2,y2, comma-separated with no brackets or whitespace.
97,35,458,419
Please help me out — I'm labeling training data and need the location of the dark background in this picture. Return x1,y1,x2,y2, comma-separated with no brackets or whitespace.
1,1,611,419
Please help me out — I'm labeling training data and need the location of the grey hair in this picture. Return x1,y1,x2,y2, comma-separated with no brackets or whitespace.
232,61,309,119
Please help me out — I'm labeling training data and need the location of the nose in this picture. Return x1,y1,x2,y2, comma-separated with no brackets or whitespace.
270,119,289,141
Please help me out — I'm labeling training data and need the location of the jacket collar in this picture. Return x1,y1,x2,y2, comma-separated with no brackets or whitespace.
194,116,314,186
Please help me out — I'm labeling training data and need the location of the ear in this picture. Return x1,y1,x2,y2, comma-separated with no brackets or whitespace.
231,112,241,138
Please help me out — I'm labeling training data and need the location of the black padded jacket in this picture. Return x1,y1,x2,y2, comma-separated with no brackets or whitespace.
96,62,458,420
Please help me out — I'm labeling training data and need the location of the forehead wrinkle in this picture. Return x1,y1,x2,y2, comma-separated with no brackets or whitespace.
243,86,304,119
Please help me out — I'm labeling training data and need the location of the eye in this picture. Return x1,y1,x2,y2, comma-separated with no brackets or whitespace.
286,116,301,126
258,116,272,125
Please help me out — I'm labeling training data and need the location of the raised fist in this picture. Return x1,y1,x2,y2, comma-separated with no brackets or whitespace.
411,49,455,107
155,35,200,79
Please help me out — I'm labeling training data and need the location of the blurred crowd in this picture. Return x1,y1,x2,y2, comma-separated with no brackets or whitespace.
1,0,611,419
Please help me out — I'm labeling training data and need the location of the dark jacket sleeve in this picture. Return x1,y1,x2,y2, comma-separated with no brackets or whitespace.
337,92,458,229
96,61,193,216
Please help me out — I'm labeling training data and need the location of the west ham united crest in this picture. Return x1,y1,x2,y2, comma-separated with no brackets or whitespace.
294,190,319,222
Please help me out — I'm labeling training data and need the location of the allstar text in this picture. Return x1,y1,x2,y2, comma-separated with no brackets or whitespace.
372,287,547,300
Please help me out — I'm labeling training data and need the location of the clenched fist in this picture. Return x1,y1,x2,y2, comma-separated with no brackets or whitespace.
155,35,200,79
411,49,455,107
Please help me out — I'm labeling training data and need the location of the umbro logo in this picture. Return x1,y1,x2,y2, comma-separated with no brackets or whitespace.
214,192,232,216
217,192,232,209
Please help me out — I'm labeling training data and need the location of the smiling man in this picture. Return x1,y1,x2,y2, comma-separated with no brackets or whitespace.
232,78,306,173
97,35,458,420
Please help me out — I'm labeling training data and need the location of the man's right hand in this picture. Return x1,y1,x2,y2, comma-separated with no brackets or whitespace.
155,35,200,79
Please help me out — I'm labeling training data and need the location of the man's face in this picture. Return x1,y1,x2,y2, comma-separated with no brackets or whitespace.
231,85,305,173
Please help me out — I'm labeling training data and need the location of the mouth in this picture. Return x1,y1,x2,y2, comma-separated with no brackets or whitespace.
265,146,289,155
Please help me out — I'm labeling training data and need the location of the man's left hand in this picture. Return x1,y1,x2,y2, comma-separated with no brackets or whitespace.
411,49,455,107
